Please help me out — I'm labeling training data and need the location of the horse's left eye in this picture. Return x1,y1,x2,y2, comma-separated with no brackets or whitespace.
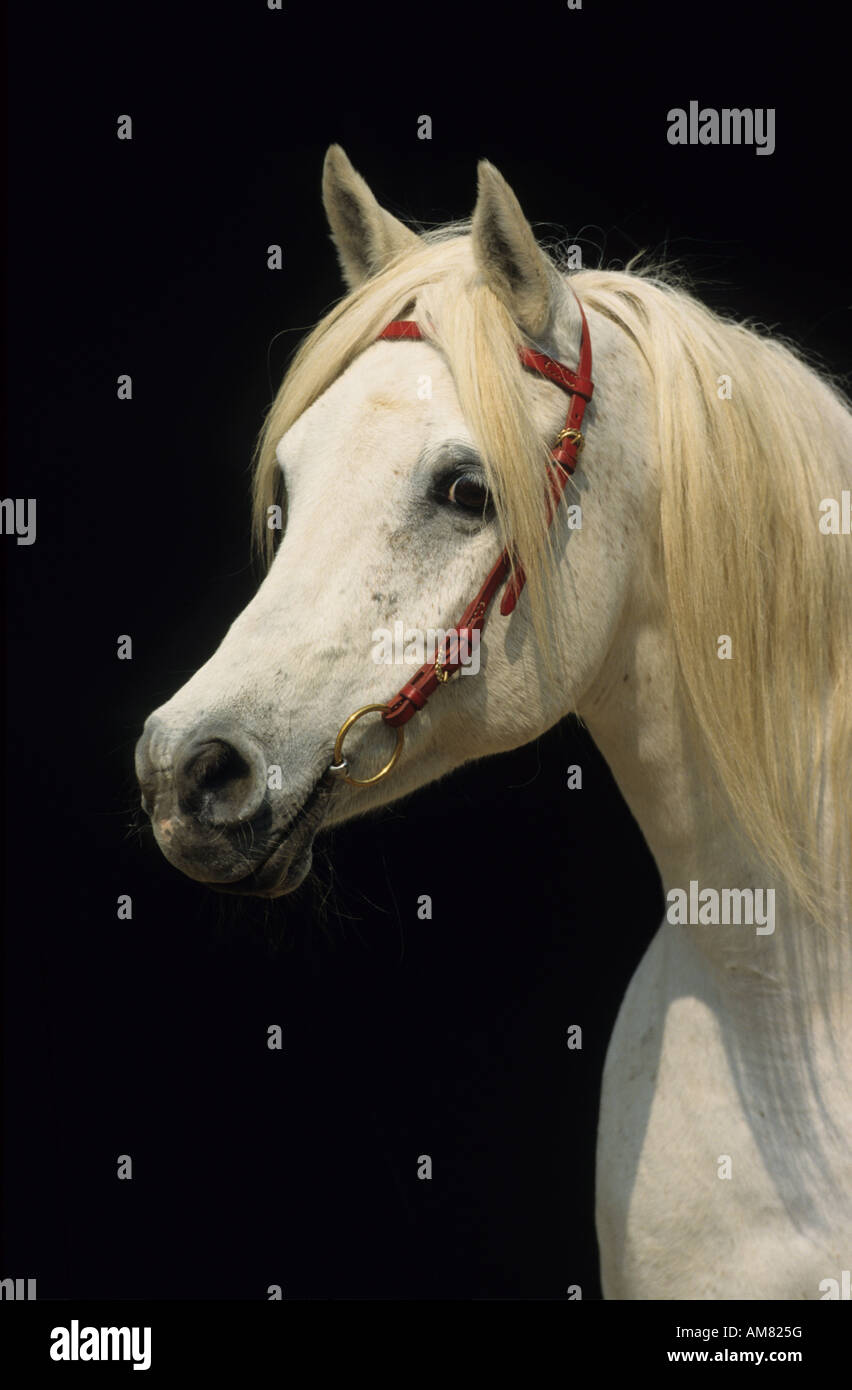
447,472,491,515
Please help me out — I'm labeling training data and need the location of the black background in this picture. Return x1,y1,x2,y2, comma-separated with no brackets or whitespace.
3,1,849,1301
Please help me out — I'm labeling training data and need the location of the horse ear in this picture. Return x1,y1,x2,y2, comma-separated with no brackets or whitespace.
322,145,420,290
471,161,555,338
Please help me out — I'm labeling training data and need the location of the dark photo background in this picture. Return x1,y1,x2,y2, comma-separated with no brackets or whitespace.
3,2,849,1300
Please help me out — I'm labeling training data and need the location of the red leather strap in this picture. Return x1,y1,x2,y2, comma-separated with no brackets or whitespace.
377,296,593,726
378,316,593,409
377,320,423,340
517,347,593,402
383,548,513,726
501,298,593,614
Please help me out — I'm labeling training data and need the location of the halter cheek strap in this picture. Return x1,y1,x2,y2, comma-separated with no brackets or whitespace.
329,295,594,785
378,297,593,727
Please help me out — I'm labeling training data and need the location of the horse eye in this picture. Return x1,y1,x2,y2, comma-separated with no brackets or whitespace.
447,472,491,514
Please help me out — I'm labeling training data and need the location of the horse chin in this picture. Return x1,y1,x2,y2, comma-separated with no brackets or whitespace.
210,776,329,898
213,824,317,898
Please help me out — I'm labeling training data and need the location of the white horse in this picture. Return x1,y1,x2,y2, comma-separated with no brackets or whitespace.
136,147,852,1300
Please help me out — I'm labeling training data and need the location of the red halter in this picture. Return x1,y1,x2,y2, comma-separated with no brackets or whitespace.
330,295,594,784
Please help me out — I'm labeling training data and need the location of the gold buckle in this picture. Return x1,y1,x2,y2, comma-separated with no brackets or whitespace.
330,703,405,788
556,427,584,452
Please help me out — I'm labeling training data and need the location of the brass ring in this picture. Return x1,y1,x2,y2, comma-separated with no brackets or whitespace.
331,703,405,788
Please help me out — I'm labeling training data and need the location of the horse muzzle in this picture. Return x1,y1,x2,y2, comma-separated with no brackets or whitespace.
134,716,327,894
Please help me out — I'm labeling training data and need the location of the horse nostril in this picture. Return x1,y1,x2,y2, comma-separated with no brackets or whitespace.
175,733,267,827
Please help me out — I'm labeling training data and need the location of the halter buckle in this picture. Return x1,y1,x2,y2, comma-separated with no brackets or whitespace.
556,426,585,452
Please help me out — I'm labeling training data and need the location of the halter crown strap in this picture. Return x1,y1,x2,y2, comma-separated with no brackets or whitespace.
374,295,594,728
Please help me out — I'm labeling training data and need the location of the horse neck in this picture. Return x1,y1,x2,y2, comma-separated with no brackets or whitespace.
578,581,851,1022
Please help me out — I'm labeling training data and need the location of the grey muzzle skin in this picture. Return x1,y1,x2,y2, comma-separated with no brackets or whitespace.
135,717,273,884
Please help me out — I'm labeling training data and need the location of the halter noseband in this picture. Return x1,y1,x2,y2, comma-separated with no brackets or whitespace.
329,295,594,787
